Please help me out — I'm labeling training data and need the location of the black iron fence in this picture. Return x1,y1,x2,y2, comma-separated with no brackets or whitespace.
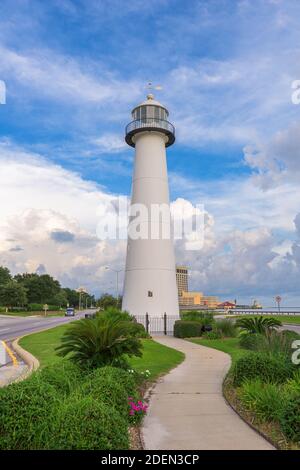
134,314,179,335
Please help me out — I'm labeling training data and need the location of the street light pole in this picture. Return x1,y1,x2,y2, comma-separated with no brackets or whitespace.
105,267,123,306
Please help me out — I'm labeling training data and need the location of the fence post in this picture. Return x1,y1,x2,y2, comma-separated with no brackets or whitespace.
146,313,149,334
164,312,167,335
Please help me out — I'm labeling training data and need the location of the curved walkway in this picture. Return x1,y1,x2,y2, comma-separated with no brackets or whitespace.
142,336,274,450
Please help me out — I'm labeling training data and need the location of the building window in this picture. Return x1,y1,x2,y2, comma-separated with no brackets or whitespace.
148,291,153,297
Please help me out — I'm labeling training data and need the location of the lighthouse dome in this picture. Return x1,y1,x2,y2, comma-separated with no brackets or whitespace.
125,94,175,148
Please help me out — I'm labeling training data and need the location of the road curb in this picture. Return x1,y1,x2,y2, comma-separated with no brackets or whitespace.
11,337,40,382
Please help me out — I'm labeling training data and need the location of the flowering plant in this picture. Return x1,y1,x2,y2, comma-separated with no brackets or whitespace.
128,368,151,382
128,397,148,425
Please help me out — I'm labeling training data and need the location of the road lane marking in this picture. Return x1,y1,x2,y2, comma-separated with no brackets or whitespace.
1,340,18,366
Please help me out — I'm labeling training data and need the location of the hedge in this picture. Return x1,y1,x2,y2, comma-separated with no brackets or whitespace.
232,352,295,386
53,396,129,450
80,366,137,417
0,361,137,449
0,374,60,449
279,394,300,442
174,320,203,338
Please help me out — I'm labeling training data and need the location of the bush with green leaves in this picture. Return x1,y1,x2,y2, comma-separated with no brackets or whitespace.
56,314,143,369
202,329,222,340
0,374,60,449
27,303,61,311
239,332,265,350
100,307,150,338
239,329,300,359
215,319,237,337
80,366,137,417
174,320,203,338
237,379,286,422
284,369,300,397
236,316,282,335
181,311,214,323
38,361,84,396
232,352,295,386
279,394,300,442
54,396,129,450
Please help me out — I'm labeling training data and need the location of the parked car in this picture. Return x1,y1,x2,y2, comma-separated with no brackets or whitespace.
65,307,75,317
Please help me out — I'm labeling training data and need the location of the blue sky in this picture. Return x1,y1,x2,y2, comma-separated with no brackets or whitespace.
0,0,300,305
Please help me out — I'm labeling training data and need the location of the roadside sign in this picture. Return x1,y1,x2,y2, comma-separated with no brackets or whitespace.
43,304,49,316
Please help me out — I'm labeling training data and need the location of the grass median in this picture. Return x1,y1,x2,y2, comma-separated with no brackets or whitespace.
19,323,184,379
0,323,184,450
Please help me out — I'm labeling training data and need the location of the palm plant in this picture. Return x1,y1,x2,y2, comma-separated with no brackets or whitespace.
236,316,282,336
56,315,143,369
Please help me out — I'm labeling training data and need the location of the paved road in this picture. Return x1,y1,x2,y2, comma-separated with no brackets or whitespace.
0,309,96,343
281,323,300,334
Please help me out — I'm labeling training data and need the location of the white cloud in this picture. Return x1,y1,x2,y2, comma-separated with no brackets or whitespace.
0,45,141,106
0,139,299,303
92,133,127,153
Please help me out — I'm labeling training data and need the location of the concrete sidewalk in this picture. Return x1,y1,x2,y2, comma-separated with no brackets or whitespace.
0,364,28,387
142,336,275,450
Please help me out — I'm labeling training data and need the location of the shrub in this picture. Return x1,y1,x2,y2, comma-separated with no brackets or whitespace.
0,374,60,449
174,320,203,338
202,329,222,340
80,366,137,417
284,369,300,397
128,397,148,425
232,352,295,386
54,396,129,450
239,330,300,358
216,319,237,337
38,361,83,396
238,379,286,422
239,332,265,350
27,303,60,311
279,394,300,442
56,314,143,369
236,316,282,335
181,311,214,323
262,330,300,358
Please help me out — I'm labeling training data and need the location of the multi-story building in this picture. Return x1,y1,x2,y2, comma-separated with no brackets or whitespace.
179,290,203,306
176,265,188,298
176,265,219,309
201,296,219,309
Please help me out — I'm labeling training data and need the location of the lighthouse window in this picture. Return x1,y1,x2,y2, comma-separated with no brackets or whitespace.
136,108,141,120
140,106,146,121
148,291,153,297
147,106,154,119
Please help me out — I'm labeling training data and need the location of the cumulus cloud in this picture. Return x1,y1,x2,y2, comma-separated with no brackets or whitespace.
244,122,300,189
1,138,299,302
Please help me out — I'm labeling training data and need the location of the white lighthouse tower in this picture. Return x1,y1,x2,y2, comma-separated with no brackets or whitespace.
122,94,179,326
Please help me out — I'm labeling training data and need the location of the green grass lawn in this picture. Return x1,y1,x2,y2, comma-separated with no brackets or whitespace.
20,323,71,367
0,310,64,317
19,324,184,379
189,337,248,366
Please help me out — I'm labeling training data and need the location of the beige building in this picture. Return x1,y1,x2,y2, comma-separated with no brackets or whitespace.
176,266,188,297
179,291,219,308
179,291,203,306
176,265,219,308
201,296,219,309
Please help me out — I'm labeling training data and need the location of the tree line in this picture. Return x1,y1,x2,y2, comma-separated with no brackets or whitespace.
0,266,95,310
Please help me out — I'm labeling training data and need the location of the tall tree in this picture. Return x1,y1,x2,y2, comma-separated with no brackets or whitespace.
0,281,27,308
14,273,61,303
97,293,119,310
62,288,80,307
0,266,12,286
